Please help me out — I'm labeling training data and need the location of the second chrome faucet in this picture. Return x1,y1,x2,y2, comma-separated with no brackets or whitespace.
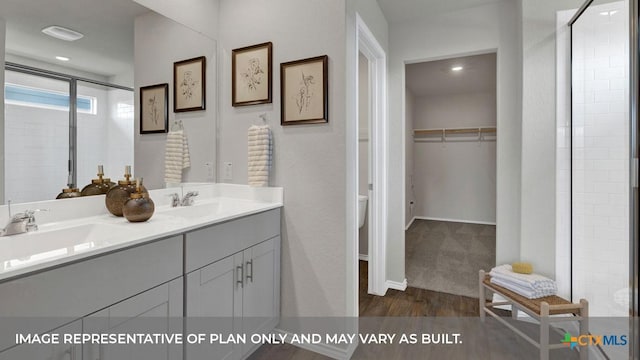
168,191,199,207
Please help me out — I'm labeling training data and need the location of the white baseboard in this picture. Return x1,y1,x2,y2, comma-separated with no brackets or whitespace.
405,217,416,230
358,254,369,261
386,278,407,291
413,216,496,226
273,328,352,360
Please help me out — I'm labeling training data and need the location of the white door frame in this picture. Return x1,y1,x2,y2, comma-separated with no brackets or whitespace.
356,14,388,296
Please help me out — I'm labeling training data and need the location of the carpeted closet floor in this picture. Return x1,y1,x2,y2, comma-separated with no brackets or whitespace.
406,219,496,298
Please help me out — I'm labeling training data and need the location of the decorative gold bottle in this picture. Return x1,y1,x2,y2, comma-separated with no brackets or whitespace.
81,165,112,196
56,185,81,199
123,178,155,223
105,166,148,216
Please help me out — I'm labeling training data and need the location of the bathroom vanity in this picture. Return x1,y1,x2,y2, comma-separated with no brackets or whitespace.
0,184,283,360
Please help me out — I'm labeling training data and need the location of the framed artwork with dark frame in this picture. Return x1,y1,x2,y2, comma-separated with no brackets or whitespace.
280,55,328,125
232,42,273,106
139,83,168,134
173,56,206,112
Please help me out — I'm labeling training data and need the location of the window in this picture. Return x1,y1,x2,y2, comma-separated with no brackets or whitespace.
4,83,96,114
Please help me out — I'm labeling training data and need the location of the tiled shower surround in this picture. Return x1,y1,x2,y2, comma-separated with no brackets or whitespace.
571,0,629,318
4,71,133,203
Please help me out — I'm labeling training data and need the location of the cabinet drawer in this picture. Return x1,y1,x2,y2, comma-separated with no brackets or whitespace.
0,236,182,352
185,209,280,273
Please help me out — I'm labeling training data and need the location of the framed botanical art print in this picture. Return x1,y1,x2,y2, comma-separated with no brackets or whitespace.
232,42,273,106
173,56,206,112
280,55,328,125
140,83,168,134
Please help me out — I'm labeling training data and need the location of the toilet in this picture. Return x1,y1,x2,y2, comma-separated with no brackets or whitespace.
358,195,368,229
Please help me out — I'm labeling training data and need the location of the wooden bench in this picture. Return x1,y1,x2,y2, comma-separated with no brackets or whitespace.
479,270,588,360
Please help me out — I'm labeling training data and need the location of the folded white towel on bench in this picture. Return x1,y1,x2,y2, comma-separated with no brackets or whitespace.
489,264,557,299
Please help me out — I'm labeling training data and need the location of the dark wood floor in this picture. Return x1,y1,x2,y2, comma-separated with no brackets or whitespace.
359,261,480,317
249,262,532,360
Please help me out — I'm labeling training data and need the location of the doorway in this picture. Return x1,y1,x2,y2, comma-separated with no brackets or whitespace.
354,14,389,303
404,53,498,299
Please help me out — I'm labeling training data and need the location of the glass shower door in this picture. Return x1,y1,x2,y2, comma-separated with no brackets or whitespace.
571,0,630,357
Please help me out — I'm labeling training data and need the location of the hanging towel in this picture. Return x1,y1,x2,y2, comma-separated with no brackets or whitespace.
248,125,272,187
164,129,191,184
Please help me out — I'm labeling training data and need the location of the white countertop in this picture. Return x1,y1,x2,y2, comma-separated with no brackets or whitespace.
0,183,283,282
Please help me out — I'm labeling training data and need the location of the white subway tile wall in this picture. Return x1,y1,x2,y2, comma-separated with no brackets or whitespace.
571,0,629,318
4,72,133,203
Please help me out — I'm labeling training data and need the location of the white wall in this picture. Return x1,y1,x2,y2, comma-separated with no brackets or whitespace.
132,0,219,40
134,12,217,189
0,18,5,204
76,83,109,188
218,0,348,321
106,88,134,179
405,88,415,227
412,92,497,224
388,0,522,284
358,52,369,256
521,0,583,278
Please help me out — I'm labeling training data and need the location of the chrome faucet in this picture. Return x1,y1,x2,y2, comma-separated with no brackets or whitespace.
168,193,181,207
1,209,46,236
180,191,199,206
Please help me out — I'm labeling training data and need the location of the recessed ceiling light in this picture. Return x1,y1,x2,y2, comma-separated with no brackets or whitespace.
600,10,618,16
451,66,463,72
42,26,84,41
55,56,70,62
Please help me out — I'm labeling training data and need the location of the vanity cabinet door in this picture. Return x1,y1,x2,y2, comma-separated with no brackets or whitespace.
185,253,243,360
0,320,81,360
241,236,280,357
83,278,183,360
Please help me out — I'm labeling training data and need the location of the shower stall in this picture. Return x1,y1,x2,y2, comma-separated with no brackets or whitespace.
566,0,638,358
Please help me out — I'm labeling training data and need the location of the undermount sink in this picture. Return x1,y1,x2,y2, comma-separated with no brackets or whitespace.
0,223,133,270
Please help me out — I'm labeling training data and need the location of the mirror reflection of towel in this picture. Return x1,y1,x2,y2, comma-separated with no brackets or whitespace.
164,130,191,184
248,125,272,187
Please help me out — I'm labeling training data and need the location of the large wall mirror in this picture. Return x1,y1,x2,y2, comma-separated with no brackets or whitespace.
1,0,217,204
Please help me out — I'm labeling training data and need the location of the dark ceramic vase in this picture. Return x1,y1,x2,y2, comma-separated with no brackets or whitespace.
123,194,155,222
81,180,106,196
106,183,136,216
56,187,81,199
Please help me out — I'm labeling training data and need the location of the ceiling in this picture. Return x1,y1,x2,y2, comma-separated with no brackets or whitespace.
0,0,149,79
376,0,504,24
405,53,496,97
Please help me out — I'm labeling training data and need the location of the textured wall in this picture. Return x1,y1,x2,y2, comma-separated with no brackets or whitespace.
218,0,348,319
134,12,217,189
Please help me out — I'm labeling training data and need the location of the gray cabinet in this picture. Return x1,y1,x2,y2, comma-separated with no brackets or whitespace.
240,237,280,357
83,278,183,360
0,209,281,360
186,210,281,360
0,320,81,360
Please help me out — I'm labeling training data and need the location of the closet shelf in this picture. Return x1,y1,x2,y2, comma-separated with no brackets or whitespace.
413,127,497,142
